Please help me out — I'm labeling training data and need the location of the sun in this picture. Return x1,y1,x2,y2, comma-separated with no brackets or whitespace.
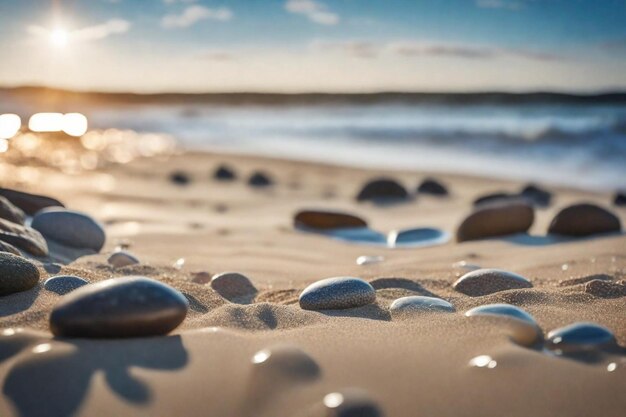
50,28,69,48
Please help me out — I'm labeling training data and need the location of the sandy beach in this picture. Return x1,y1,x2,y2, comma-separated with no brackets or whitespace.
0,142,624,417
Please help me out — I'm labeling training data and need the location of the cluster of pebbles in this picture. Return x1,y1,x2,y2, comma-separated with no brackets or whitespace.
170,164,274,188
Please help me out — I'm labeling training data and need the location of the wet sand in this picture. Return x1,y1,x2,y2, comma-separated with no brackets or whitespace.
0,147,625,417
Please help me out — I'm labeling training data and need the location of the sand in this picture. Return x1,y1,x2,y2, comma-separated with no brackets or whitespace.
0,144,625,417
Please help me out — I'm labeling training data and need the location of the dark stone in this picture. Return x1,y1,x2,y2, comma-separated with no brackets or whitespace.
248,172,273,187
456,202,534,242
0,196,25,224
49,276,189,338
169,171,190,185
213,165,236,181
465,303,542,347
0,241,21,256
107,251,140,268
389,296,454,318
548,203,621,237
0,218,48,257
546,322,616,353
614,192,626,206
0,252,40,296
31,208,106,252
43,275,89,295
0,188,64,215
453,268,533,296
356,178,409,202
520,184,552,207
294,210,367,230
299,277,376,310
473,192,519,207
584,279,626,298
210,272,257,300
323,388,382,417
417,178,448,196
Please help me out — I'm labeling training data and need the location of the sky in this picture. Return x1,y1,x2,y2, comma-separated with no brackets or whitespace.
0,0,625,93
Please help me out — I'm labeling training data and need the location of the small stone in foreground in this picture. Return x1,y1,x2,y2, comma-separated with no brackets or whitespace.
0,241,21,256
294,210,367,230
299,277,376,310
211,272,257,300
584,279,626,298
49,276,189,338
43,275,89,295
465,303,542,346
390,296,454,318
417,178,448,196
0,196,25,224
356,178,409,202
0,188,64,215
31,208,106,252
323,388,382,417
546,322,616,353
248,171,273,187
107,251,140,268
0,218,48,257
548,203,621,237
453,268,532,296
214,165,236,181
456,202,534,242
0,252,40,296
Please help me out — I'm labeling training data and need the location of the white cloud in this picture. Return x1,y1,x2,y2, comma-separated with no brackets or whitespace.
27,19,131,42
285,0,339,26
312,40,380,58
161,5,232,28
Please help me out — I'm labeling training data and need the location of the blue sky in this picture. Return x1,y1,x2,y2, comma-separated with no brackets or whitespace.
1,0,625,92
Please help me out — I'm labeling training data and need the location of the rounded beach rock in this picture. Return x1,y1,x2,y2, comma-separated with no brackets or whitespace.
0,241,21,256
0,252,40,296
169,170,190,185
214,165,236,181
548,203,621,237
322,388,382,417
0,196,25,224
465,303,542,346
614,191,626,206
0,187,64,215
546,322,616,353
456,202,534,242
0,218,48,257
417,178,448,196
49,276,189,338
453,268,533,296
107,250,140,268
390,296,454,319
210,272,257,300
520,184,551,207
356,178,409,202
44,275,89,295
248,171,273,187
31,208,106,252
299,277,376,310
251,344,320,381
294,210,367,230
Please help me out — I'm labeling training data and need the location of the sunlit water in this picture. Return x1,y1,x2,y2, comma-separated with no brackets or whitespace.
11,101,626,190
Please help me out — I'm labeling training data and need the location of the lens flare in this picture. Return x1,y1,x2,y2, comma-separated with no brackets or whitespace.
29,113,64,132
50,29,68,47
0,114,21,139
62,113,88,136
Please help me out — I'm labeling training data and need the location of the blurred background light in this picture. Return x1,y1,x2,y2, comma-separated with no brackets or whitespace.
62,113,88,136
0,113,21,139
29,112,64,132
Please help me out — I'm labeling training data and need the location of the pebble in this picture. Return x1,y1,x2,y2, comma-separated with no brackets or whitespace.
614,191,626,206
0,218,48,257
31,208,106,252
251,345,320,381
453,268,533,296
107,250,140,268
548,203,621,237
584,279,626,298
213,165,236,181
546,322,616,353
390,296,455,318
356,255,384,266
417,178,448,196
356,178,409,202
43,275,89,295
520,184,552,207
322,388,382,417
211,272,257,300
473,192,520,207
456,202,534,242
0,196,25,224
0,241,21,256
465,303,542,346
299,277,376,310
248,171,273,187
169,171,190,185
191,271,212,284
294,210,368,230
0,187,64,215
49,276,189,338
0,252,40,296
387,227,450,248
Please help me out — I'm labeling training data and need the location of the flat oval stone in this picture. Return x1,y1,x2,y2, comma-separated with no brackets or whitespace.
0,240,21,256
323,388,382,417
456,202,534,242
453,268,532,296
546,322,616,353
31,208,106,252
294,210,367,230
390,296,454,318
465,303,542,346
248,172,273,187
387,227,450,248
548,203,621,237
107,251,140,268
49,276,189,338
211,272,257,300
584,279,626,298
251,344,320,381
0,218,48,257
520,184,551,207
0,188,64,215
356,178,409,202
299,277,376,310
169,170,190,185
43,275,89,295
417,178,448,196
0,196,25,224
214,165,236,181
0,252,40,296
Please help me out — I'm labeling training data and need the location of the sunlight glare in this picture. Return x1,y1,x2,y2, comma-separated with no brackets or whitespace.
62,113,88,136
0,114,21,139
50,28,68,48
29,113,64,132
